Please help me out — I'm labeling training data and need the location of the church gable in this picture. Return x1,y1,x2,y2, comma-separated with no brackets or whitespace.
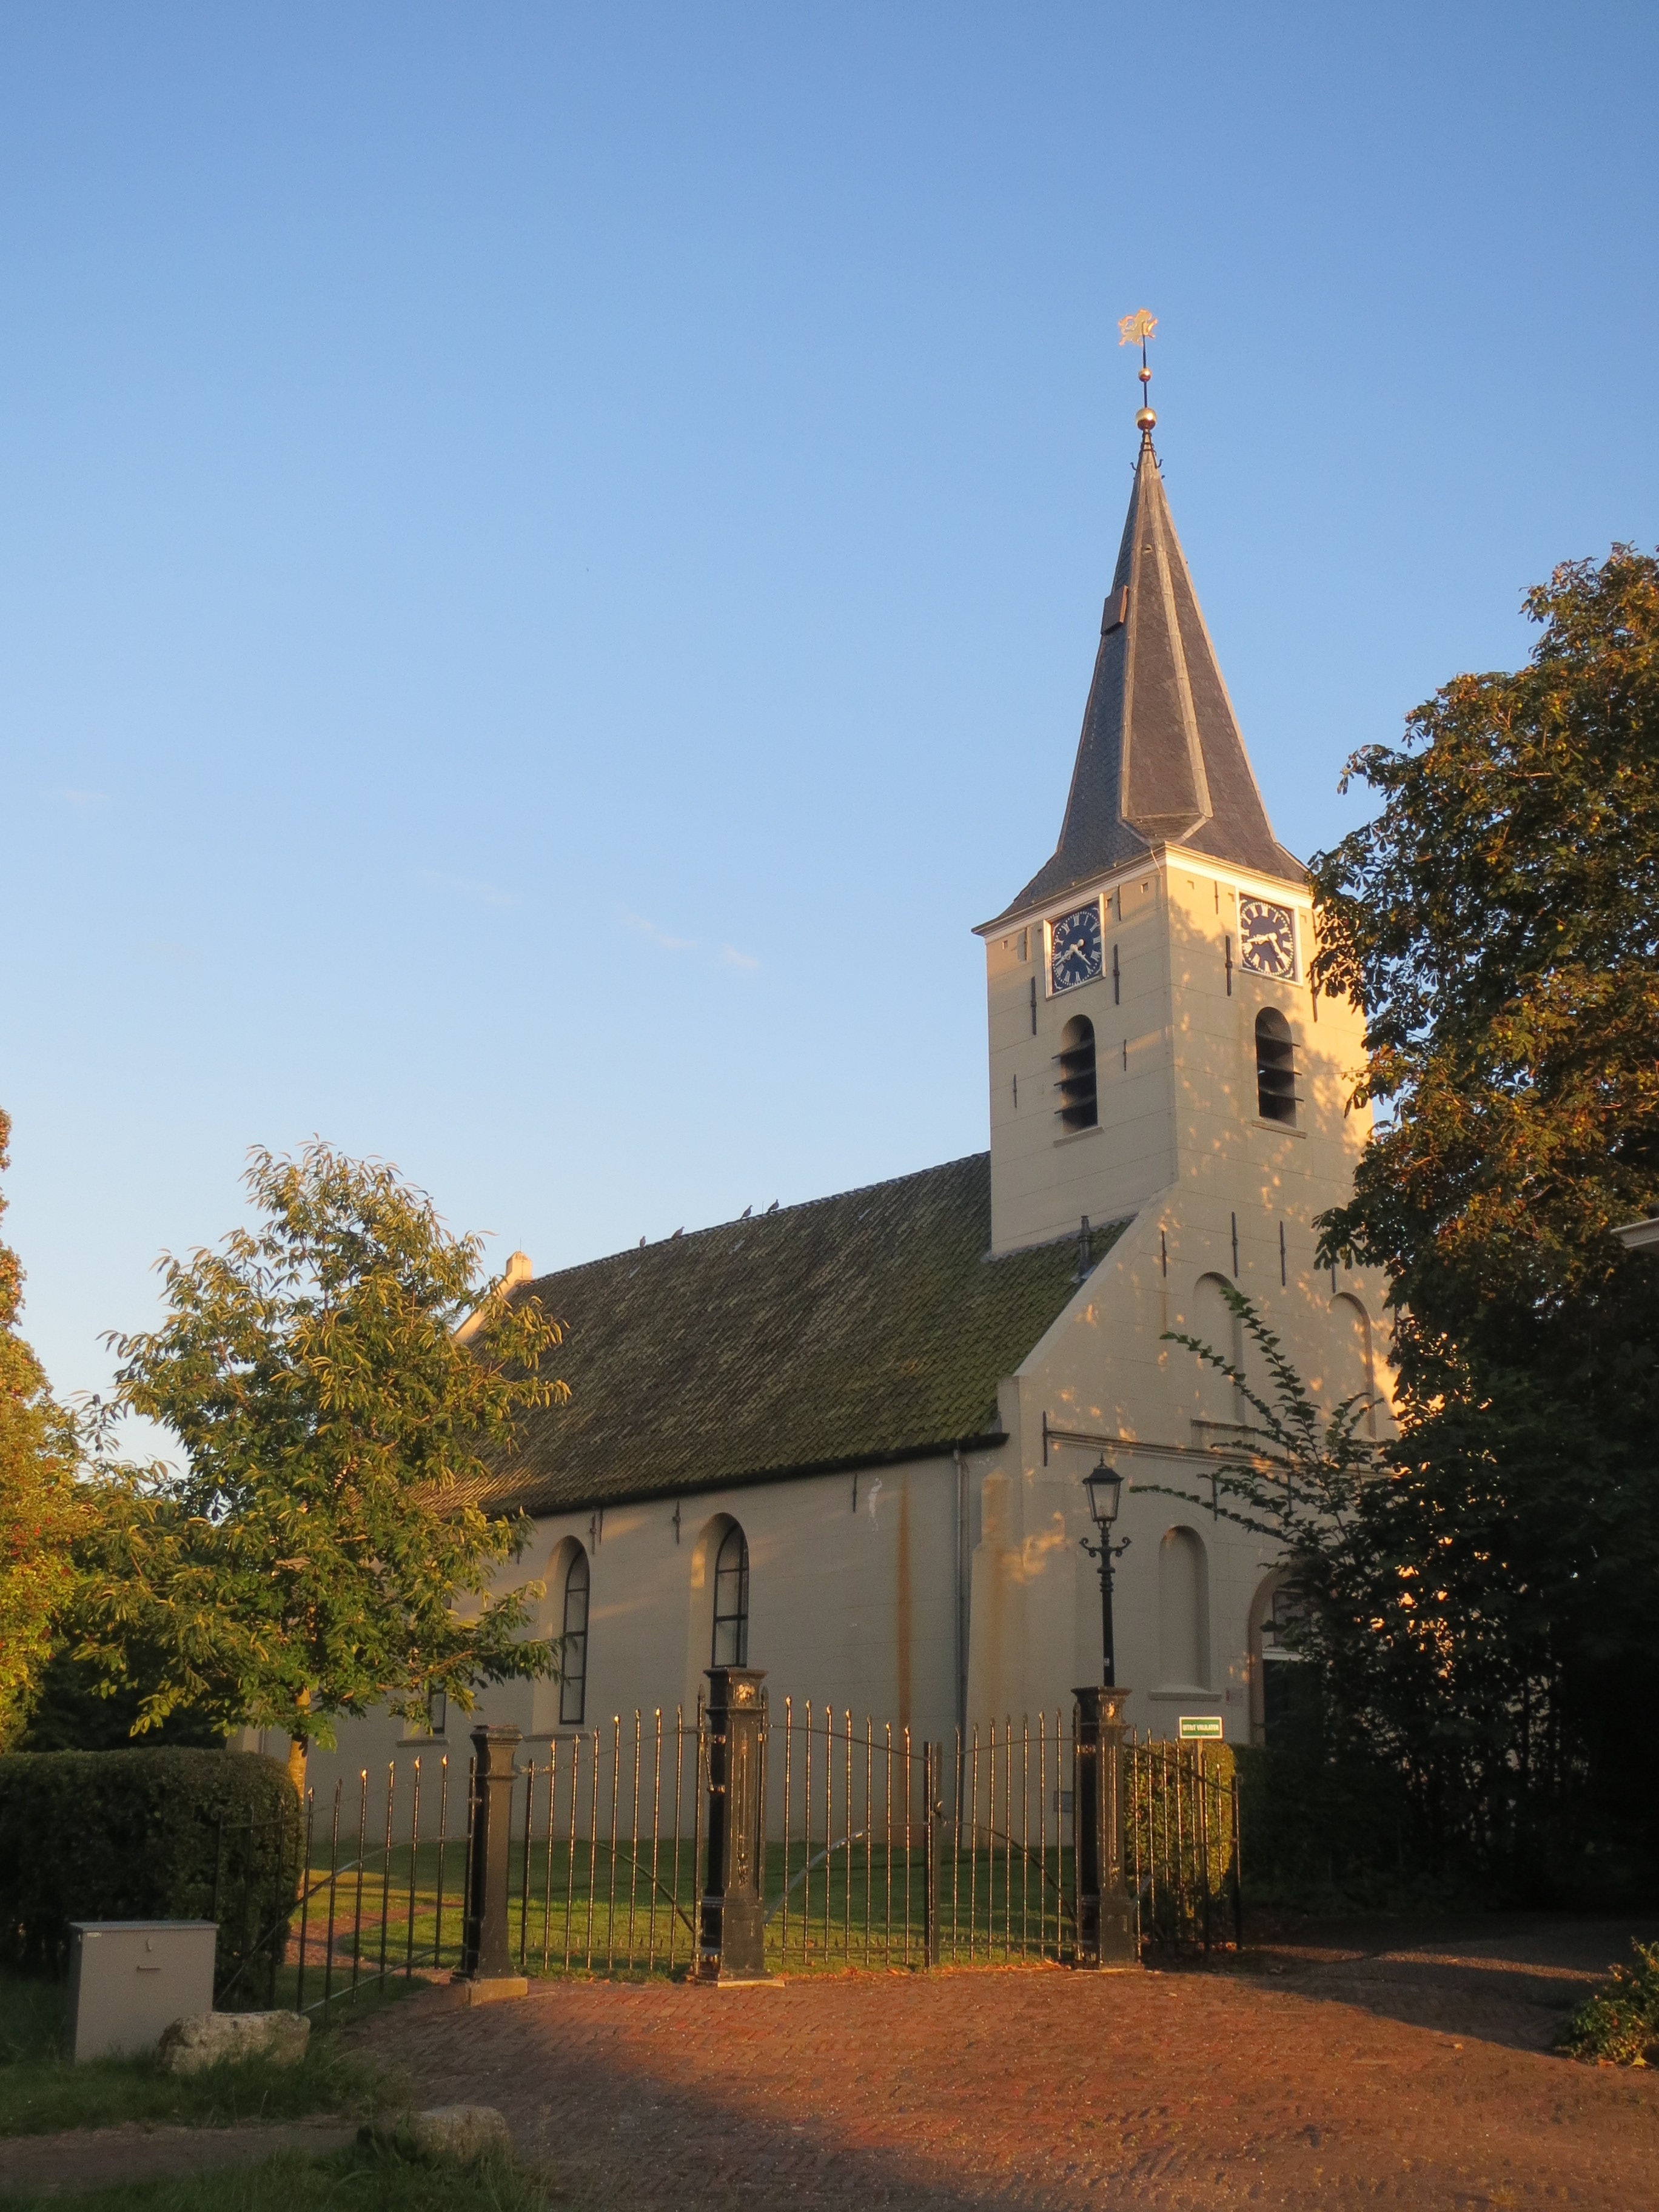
473,1155,1114,1518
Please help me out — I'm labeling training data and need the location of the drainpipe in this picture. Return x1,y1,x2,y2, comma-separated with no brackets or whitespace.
953,1444,971,1748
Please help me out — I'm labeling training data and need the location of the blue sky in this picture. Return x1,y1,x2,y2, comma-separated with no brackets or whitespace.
3,2,1655,1404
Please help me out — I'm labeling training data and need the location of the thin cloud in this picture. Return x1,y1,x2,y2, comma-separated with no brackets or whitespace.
58,789,111,807
721,944,760,972
622,910,697,953
422,871,517,909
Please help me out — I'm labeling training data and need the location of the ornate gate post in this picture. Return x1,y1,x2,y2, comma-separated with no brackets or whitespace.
1072,1687,1139,1968
698,1667,768,1982
460,1724,526,1997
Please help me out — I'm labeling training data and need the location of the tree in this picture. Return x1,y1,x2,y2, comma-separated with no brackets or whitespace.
1308,544,1659,1407
1303,545,1659,1871
0,1108,83,1750
1157,1289,1643,1885
1155,1287,1388,1754
79,1143,569,1792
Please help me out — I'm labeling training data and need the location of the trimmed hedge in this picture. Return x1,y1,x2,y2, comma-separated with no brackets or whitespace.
1131,1741,1238,1907
0,1749,301,1985
1231,1743,1457,1911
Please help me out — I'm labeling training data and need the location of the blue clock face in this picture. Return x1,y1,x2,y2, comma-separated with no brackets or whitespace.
1239,899,1296,978
1049,902,1104,993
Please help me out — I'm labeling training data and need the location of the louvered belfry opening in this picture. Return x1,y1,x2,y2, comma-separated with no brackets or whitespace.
1056,1015,1099,1132
1255,1008,1297,1125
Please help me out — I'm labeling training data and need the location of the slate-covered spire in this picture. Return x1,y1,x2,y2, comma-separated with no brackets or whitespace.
997,416,1301,919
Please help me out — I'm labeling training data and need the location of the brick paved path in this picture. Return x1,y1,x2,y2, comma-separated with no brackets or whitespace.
358,1918,1659,2211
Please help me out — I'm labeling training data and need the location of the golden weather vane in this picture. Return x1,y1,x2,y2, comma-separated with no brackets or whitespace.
1118,307,1158,431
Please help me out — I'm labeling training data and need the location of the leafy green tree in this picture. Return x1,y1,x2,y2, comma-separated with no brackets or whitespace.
0,1108,83,1750
1309,544,1659,1403
79,1143,569,1792
1158,1289,1639,1877
1304,543,1659,1871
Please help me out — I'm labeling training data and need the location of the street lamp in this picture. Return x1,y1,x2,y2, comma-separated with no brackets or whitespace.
1073,1455,1139,1967
1079,1456,1131,1687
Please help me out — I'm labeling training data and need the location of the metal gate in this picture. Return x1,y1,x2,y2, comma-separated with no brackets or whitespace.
271,1695,1241,2005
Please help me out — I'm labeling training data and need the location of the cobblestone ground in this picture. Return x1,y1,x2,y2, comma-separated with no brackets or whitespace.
357,1917,1659,2211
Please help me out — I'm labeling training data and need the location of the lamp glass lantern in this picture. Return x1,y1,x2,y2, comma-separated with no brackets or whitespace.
1084,1458,1124,1529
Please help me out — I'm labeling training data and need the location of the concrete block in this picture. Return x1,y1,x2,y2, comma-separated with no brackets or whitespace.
403,2106,511,2162
69,1922,217,2062
457,1975,528,2006
158,2010,311,2073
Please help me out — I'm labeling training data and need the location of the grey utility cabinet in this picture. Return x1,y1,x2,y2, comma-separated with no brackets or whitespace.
68,1920,216,2061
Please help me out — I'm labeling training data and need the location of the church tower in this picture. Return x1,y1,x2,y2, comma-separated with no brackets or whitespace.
976,397,1369,1261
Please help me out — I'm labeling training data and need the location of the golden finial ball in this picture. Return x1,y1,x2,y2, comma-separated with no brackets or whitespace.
1136,406,1156,431
1139,365,1151,384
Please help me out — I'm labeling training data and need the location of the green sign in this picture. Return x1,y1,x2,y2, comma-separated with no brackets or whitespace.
1178,1714,1223,1740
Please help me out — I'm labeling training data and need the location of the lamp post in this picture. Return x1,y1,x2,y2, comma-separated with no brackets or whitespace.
1073,1456,1139,1967
1080,1457,1130,1686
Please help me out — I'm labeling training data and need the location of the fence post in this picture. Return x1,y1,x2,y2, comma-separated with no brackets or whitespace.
923,1742,944,1968
460,1725,525,1996
1071,1686,1139,1969
698,1668,768,1982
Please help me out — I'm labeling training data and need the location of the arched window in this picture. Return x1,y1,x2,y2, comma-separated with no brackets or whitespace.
1157,1526,1210,1689
1056,1015,1098,1133
558,1546,590,1726
1252,1574,1318,1749
1255,1008,1296,1126
1190,1273,1244,1430
1330,1292,1377,1437
711,1523,750,1667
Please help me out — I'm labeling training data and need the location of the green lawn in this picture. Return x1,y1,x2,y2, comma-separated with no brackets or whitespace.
0,2140,555,2211
0,1973,400,2140
290,1832,1076,1992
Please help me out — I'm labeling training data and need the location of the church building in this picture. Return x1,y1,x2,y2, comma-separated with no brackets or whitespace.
301,395,1387,1803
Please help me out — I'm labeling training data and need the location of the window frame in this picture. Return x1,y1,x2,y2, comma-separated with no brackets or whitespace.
559,1546,591,1727
1253,1007,1298,1127
1055,1013,1099,1133
711,1523,750,1669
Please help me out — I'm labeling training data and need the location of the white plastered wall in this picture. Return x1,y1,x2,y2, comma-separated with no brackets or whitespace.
968,848,1389,1742
290,1454,976,1831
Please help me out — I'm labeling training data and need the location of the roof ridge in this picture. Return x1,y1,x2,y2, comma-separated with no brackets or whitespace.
522,1151,993,1287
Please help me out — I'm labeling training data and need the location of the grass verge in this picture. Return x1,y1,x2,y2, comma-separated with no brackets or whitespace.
0,2137,555,2210
0,1974,407,2138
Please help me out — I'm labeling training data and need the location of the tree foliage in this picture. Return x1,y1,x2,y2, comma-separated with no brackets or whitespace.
1309,544,1659,1403
1193,549,1659,1888
0,1108,83,1751
1159,1289,1654,1886
79,1143,569,1782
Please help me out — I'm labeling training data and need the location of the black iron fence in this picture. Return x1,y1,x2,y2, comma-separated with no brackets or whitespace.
255,1687,1241,2007
206,1803,303,2009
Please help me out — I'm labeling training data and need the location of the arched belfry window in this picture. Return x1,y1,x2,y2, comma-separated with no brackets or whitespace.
558,1546,590,1726
1255,1008,1297,1126
712,1523,750,1667
1056,1015,1099,1133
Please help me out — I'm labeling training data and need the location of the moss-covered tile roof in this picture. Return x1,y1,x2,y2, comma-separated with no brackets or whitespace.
474,1153,1116,1517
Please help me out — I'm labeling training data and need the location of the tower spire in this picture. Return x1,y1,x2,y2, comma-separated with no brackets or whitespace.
987,333,1301,922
